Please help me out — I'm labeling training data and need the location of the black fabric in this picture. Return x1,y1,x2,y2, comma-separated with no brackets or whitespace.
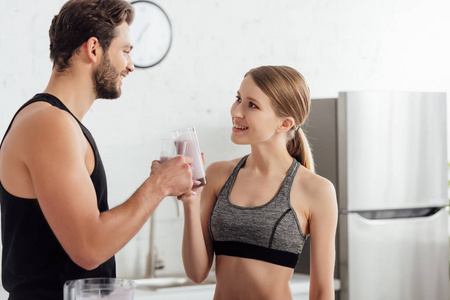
0,93,115,300
213,241,299,268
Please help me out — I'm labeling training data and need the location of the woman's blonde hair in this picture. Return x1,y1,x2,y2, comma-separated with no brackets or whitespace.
245,66,315,172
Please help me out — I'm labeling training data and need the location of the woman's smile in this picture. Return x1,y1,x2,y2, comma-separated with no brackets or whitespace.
233,119,249,132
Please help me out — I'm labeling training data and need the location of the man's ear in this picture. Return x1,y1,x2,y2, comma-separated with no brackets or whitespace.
85,37,102,63
278,117,295,133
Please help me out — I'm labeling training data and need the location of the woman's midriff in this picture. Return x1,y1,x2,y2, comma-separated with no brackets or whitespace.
213,255,294,300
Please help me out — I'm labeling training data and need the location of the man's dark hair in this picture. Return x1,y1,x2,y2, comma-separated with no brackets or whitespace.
49,0,134,72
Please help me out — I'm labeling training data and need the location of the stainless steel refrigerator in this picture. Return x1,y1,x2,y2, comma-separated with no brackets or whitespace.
302,91,449,300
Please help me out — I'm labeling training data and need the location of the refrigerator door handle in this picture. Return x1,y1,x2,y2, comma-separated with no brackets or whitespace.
339,207,443,220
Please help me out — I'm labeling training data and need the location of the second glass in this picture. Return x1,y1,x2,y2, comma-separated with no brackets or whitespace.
172,126,206,187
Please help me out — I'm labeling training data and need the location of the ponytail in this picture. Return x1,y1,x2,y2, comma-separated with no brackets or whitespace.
245,65,313,171
287,128,315,173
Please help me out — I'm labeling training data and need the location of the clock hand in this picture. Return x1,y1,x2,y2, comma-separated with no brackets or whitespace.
137,23,151,43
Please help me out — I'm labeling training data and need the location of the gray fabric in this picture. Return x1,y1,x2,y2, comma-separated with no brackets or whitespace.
210,155,306,256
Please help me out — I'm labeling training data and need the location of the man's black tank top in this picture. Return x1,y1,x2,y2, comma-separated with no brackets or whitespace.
0,93,116,300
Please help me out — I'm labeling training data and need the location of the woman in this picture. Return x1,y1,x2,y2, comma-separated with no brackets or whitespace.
180,65,337,299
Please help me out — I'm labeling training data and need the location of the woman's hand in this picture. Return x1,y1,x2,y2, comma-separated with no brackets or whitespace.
177,186,203,204
178,153,205,205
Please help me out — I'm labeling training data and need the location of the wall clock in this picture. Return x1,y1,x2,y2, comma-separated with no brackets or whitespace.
130,1,172,68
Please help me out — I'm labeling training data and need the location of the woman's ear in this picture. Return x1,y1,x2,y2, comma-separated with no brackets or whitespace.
278,117,295,133
85,37,101,63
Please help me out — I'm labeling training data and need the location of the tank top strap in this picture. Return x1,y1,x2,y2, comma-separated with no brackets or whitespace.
219,155,300,201
0,93,79,148
220,154,250,196
32,93,81,123
277,158,300,203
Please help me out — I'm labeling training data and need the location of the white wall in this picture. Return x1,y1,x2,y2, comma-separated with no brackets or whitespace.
1,0,449,278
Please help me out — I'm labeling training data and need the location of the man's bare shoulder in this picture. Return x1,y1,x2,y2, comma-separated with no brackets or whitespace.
17,101,75,128
0,102,86,198
6,102,84,160
15,102,79,137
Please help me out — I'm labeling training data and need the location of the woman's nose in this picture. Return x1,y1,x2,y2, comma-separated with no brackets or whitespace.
230,103,244,118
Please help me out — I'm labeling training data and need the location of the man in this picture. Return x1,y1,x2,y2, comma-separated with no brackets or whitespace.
0,0,194,299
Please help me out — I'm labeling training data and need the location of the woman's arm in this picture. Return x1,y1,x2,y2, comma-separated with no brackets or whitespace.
180,162,224,283
308,178,338,300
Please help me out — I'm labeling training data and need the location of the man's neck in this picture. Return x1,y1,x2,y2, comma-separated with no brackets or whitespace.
44,68,96,121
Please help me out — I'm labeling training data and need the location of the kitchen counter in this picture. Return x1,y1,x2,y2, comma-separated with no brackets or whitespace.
0,274,340,299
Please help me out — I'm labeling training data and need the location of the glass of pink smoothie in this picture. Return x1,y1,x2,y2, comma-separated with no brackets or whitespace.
172,126,206,187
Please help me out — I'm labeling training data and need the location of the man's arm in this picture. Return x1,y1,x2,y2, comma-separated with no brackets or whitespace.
21,107,193,270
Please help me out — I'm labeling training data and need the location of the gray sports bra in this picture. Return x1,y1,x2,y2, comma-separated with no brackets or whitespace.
209,155,307,268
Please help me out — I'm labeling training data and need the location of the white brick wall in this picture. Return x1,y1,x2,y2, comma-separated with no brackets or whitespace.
0,0,449,279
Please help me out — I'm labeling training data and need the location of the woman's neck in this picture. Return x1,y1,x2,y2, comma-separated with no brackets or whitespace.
247,143,293,175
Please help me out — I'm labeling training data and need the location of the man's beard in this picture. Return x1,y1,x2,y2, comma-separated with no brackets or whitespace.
92,53,121,100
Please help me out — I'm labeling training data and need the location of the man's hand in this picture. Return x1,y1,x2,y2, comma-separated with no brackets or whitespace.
150,155,194,198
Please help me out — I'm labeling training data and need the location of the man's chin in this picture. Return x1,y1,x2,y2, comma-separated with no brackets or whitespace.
95,89,121,100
